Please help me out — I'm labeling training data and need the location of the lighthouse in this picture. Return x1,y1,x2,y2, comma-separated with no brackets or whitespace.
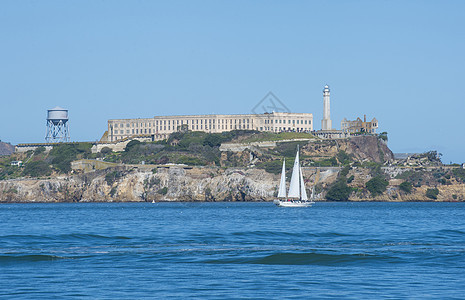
321,85,332,131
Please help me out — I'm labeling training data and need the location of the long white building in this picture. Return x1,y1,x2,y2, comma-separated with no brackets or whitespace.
106,112,313,142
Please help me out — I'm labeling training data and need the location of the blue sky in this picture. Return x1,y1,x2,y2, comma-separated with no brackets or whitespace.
1,1,464,163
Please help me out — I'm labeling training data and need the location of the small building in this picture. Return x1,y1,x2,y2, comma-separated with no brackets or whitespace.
10,160,23,167
341,115,378,134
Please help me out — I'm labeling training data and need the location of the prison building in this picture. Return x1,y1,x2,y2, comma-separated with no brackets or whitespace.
106,112,313,142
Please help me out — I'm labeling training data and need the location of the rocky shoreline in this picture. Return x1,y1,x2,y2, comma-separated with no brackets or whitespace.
1,165,464,203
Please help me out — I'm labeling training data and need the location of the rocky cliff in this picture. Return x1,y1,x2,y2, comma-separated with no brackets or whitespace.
0,166,278,202
1,164,464,202
1,135,463,202
0,142,15,156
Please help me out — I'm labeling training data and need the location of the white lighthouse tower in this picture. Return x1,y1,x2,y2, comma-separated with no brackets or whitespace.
321,85,332,131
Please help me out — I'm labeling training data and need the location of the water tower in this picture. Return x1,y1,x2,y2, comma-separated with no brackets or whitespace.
45,106,70,143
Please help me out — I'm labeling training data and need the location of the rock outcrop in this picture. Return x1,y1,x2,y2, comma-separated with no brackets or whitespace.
0,142,15,156
1,135,462,202
0,166,278,203
1,165,464,202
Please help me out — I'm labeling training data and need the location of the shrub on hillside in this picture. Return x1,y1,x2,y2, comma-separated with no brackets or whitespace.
325,179,352,201
452,168,465,182
399,181,413,194
23,161,51,177
366,176,389,196
105,171,122,186
124,140,141,152
347,175,355,184
340,165,351,177
49,143,92,173
257,160,284,175
34,146,46,155
158,187,168,195
101,147,113,154
337,150,352,165
425,188,439,200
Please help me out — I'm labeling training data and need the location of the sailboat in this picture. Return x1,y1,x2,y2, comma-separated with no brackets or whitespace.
273,146,315,207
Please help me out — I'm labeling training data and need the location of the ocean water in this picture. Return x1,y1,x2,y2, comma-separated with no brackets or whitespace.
1,202,465,299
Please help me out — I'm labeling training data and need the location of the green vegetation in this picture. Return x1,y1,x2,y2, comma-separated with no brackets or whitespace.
100,147,113,154
109,131,258,166
452,168,465,182
399,181,413,194
347,175,355,183
274,141,302,158
363,161,383,177
425,188,439,200
395,170,424,187
23,161,52,177
158,187,168,195
336,150,352,165
105,171,122,186
340,165,351,177
366,176,389,196
48,143,92,173
378,132,388,142
325,165,353,201
256,160,285,175
238,131,315,143
316,157,338,167
326,179,352,201
34,146,46,155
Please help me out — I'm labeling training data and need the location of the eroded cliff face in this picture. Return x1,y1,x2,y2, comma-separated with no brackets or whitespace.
301,136,393,163
1,165,464,202
0,167,278,203
0,136,462,202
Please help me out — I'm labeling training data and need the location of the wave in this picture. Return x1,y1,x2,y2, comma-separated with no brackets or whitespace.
231,231,352,239
0,233,131,241
435,229,465,237
0,254,70,263
203,252,398,266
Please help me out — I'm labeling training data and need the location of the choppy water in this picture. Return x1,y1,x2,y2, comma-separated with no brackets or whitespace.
1,202,465,299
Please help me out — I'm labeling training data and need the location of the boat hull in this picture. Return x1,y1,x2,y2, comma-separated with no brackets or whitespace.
273,200,314,207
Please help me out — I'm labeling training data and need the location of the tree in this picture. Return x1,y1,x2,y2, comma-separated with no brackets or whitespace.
326,180,352,201
366,176,389,196
399,181,413,194
379,132,388,142
101,147,113,154
426,188,439,200
203,134,224,147
124,140,141,152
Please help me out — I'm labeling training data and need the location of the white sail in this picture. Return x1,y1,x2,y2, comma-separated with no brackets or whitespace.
287,148,301,198
277,159,287,198
299,167,308,200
